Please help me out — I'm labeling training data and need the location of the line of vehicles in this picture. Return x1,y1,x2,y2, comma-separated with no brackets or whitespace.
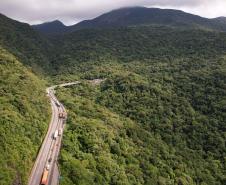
40,110,67,185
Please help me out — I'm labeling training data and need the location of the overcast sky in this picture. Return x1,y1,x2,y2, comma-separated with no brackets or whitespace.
0,0,226,25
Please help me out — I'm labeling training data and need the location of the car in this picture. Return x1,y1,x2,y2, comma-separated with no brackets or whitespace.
46,164,50,171
53,130,58,140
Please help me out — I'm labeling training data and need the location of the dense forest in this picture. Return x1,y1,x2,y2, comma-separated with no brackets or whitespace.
0,47,50,185
56,55,226,184
1,8,226,185
50,25,226,185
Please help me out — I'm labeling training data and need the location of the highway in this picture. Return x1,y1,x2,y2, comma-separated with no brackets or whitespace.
28,80,98,185
28,83,76,185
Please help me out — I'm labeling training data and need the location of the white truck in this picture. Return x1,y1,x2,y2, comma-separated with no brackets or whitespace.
53,130,58,140
55,101,61,107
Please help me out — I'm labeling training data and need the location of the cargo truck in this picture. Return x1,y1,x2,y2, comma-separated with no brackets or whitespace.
53,130,58,140
59,112,66,119
55,101,60,107
40,169,49,185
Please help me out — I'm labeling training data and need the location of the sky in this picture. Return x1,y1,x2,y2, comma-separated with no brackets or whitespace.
0,0,226,25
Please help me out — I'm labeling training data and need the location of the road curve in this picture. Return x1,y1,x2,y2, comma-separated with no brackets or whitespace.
28,82,79,185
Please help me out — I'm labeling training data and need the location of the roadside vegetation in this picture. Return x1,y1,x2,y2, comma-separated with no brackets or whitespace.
56,55,226,184
0,47,50,185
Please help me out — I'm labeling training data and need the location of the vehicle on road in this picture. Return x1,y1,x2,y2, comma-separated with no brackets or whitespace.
40,169,49,185
55,101,61,107
46,164,50,171
59,112,66,119
58,128,62,136
53,130,58,140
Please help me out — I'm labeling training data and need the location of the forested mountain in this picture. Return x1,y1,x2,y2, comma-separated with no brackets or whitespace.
47,26,226,75
53,27,226,185
1,8,226,185
214,17,226,24
72,7,226,31
0,13,53,73
0,47,50,185
33,20,67,35
32,7,226,35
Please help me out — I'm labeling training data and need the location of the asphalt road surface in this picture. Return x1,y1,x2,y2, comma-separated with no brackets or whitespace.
28,80,99,185
28,83,78,185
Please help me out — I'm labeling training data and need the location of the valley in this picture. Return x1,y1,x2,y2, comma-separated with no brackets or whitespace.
0,6,226,185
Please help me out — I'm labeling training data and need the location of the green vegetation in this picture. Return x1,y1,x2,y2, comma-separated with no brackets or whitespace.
50,26,226,76
56,56,226,184
1,12,226,185
0,14,54,74
0,47,50,185
53,27,226,185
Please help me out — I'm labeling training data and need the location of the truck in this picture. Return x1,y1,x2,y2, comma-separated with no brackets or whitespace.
59,112,66,119
58,128,63,136
55,101,61,107
40,169,49,185
53,130,58,140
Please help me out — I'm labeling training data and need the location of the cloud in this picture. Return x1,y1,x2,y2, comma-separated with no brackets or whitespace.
0,0,226,25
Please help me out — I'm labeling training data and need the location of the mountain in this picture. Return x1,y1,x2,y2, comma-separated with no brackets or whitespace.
0,13,53,74
213,16,226,25
0,46,50,185
214,16,226,22
1,11,226,185
33,20,67,35
33,7,226,35
73,7,214,29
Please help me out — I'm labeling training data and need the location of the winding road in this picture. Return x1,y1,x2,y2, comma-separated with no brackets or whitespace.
28,82,80,185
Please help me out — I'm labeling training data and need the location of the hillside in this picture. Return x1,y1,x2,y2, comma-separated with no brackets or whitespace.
33,20,67,35
33,7,226,35
0,13,53,74
0,46,50,185
52,25,226,184
56,55,226,184
49,26,226,76
0,10,226,185
73,7,226,31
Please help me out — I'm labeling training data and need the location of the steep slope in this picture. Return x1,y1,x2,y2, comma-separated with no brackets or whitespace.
49,26,226,75
50,23,226,184
0,46,50,185
1,11,226,185
0,13,53,74
57,58,226,184
33,20,67,35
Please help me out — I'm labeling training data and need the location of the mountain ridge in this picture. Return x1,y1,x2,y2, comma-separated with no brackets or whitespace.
32,7,226,34
33,20,67,35
1,6,226,185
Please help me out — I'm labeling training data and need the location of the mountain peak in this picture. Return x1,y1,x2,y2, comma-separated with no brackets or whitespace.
71,7,206,30
41,20,65,26
32,20,66,35
32,7,226,34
